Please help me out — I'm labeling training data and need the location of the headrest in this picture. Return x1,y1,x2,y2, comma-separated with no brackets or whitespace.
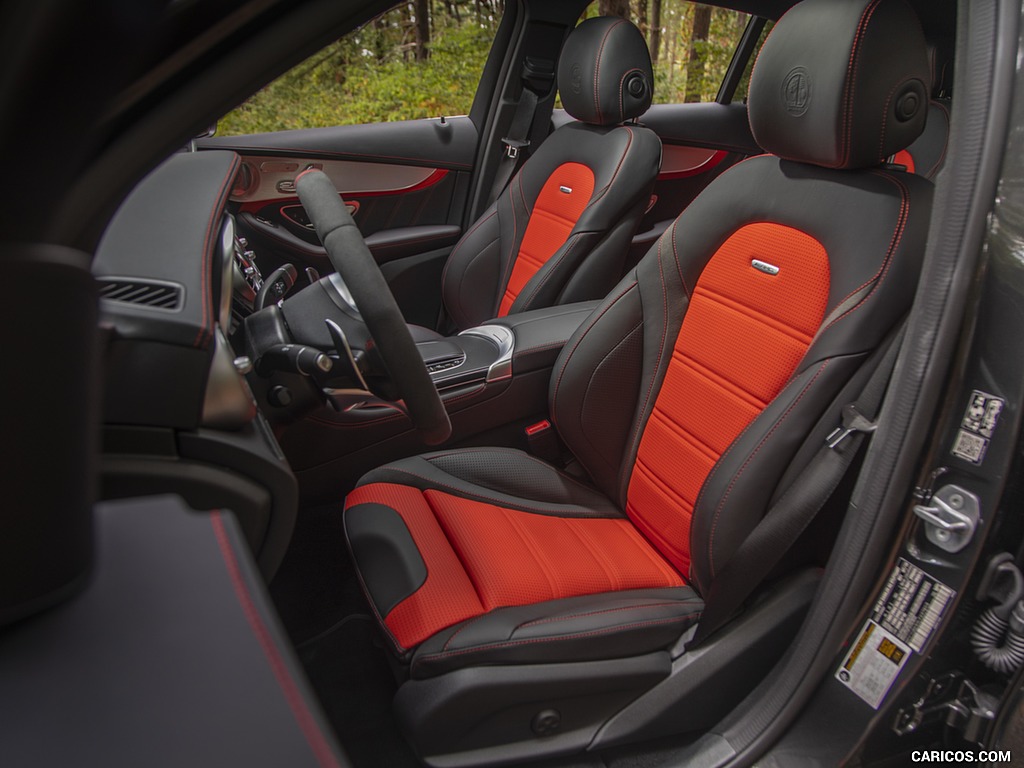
557,17,653,126
928,39,954,98
748,0,930,170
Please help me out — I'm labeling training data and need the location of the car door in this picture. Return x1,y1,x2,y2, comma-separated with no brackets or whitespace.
200,4,510,330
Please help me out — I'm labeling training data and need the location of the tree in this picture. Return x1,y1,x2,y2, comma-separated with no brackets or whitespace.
636,0,648,37
649,0,661,64
414,0,431,60
685,3,711,102
598,0,630,18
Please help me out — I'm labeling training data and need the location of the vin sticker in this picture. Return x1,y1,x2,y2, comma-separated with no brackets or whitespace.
836,620,911,709
871,558,955,652
951,390,1005,465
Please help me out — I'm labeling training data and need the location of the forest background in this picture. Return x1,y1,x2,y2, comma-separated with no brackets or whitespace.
219,0,751,135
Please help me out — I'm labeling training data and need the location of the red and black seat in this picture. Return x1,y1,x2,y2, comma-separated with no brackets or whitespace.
344,0,933,758
438,17,662,331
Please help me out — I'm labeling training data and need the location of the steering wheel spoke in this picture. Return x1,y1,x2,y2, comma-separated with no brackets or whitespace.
295,170,451,444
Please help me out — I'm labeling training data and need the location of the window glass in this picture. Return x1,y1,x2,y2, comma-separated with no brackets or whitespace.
218,1,502,135
581,1,753,104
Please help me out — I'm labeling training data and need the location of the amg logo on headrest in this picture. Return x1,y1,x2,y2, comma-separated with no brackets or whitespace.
752,259,780,275
782,67,811,116
570,64,582,95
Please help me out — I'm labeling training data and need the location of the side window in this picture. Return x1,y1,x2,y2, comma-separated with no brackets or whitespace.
583,1,764,104
218,3,500,136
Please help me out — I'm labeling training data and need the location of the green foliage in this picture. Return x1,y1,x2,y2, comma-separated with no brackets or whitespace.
219,17,495,135
218,0,756,137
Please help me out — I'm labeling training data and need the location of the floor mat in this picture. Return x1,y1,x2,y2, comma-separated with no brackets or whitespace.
269,500,363,645
297,614,420,768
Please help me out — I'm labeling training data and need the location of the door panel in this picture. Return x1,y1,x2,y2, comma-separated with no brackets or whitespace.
202,116,479,327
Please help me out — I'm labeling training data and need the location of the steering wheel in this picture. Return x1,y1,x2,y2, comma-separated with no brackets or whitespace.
295,169,451,445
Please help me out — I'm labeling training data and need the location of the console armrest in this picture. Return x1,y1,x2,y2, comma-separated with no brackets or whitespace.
489,302,599,374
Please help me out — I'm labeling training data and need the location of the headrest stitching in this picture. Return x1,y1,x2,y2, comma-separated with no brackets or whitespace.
593,19,627,125
840,0,882,167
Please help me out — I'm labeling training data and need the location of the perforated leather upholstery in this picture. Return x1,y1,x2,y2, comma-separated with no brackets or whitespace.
344,0,933,677
441,17,661,330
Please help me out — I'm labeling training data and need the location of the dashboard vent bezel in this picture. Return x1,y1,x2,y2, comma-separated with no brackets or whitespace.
97,277,185,312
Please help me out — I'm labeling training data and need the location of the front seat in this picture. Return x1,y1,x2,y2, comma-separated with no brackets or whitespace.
438,16,662,331
343,0,933,761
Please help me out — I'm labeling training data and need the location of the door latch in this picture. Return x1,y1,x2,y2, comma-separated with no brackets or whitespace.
913,484,979,553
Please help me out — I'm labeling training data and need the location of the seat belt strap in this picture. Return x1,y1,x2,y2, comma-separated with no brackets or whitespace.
689,324,907,648
488,58,554,203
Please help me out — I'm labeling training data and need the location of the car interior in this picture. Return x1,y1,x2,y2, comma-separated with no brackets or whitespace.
4,0,986,765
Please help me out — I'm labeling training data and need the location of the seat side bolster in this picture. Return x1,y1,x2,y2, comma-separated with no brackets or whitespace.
410,588,703,678
345,503,427,617
358,449,622,518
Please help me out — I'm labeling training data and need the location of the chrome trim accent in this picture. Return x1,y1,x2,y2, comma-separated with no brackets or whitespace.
459,325,515,382
751,259,780,275
327,272,360,314
201,328,257,429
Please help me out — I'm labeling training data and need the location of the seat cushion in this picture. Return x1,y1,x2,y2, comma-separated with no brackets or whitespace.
344,449,694,667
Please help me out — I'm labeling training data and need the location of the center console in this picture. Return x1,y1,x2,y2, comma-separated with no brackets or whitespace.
264,301,598,502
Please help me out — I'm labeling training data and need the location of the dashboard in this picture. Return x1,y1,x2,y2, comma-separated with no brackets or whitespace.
92,149,297,579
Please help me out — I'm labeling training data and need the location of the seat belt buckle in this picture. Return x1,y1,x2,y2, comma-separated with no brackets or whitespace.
525,419,561,463
826,403,878,449
501,138,530,160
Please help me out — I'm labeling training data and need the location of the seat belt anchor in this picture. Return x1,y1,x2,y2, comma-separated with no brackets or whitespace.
826,403,878,449
501,138,530,160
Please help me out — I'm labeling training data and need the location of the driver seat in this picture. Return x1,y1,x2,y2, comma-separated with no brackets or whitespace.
344,0,933,760
437,16,662,331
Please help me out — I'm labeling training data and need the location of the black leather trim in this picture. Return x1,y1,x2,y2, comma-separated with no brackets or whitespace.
357,448,621,519
902,99,950,179
94,151,239,350
748,0,930,169
442,122,660,330
410,588,702,678
491,301,598,373
202,114,478,171
345,503,427,618
557,17,653,126
0,498,344,767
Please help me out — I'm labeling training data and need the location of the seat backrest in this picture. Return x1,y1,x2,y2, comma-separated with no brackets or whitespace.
893,42,952,178
549,0,933,593
441,17,661,330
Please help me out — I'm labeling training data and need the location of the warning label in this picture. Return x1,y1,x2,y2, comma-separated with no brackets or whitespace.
951,390,1004,465
836,620,912,709
872,558,955,652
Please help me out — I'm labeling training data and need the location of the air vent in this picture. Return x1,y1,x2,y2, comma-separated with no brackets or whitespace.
98,278,184,311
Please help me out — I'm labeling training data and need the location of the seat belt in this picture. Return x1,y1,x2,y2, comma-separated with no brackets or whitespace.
689,324,907,648
488,57,554,203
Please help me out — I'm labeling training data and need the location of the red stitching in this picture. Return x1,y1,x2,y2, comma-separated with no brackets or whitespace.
592,19,627,124
840,0,882,167
442,208,497,320
378,467,613,517
705,361,829,580
588,126,635,207
417,613,700,667
195,155,239,348
551,281,639,411
822,171,909,333
519,600,695,629
211,513,341,767
621,241,670,475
